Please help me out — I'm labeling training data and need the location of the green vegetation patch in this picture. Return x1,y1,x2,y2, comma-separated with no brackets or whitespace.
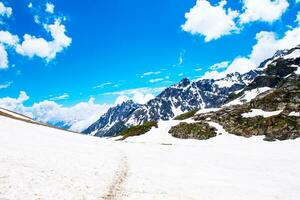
169,122,217,140
174,110,198,120
118,121,158,140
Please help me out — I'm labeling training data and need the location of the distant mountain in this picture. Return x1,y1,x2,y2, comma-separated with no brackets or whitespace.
82,100,140,137
84,45,300,137
84,70,260,137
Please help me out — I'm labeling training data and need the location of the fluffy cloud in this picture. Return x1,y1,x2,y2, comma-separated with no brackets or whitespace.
0,31,19,46
202,26,300,79
0,31,19,69
250,27,300,65
0,91,111,132
0,44,8,69
16,19,72,61
239,0,289,24
45,3,55,14
0,2,12,18
181,0,239,42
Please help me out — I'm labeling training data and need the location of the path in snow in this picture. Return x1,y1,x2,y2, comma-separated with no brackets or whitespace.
102,150,129,200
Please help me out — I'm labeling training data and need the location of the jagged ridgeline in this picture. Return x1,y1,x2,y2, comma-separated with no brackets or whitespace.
83,45,300,138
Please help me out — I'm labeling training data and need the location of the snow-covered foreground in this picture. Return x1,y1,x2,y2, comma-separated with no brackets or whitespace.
1,115,300,200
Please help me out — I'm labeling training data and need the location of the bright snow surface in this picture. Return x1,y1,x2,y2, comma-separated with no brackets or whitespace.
1,115,300,200
242,109,283,118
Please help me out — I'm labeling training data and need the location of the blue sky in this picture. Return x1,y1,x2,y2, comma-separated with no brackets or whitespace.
0,0,299,131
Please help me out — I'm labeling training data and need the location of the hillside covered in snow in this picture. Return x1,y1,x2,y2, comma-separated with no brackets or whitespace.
1,104,300,200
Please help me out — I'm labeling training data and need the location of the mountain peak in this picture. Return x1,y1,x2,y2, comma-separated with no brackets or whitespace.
178,78,191,87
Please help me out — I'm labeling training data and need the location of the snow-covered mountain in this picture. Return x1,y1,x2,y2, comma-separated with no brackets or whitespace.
82,100,140,137
84,70,259,137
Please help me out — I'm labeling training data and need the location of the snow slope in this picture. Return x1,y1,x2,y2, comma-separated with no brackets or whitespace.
0,115,123,200
1,112,300,200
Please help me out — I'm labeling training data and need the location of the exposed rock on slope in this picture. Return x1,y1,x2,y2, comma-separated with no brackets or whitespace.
194,72,300,141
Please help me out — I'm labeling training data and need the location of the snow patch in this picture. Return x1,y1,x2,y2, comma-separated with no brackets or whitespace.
225,87,271,106
242,109,283,118
289,111,300,117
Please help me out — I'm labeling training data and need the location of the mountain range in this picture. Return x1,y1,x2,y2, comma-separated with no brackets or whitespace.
83,45,300,137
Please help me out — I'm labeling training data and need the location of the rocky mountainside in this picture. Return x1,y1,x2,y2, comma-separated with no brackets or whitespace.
82,100,140,136
84,70,259,137
175,46,300,141
84,45,300,138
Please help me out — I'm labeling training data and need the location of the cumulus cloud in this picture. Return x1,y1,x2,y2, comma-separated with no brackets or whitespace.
0,91,111,132
250,27,300,65
0,44,8,69
0,31,19,69
239,0,289,24
0,2,12,18
28,2,33,8
45,3,55,14
182,0,239,42
16,19,72,61
0,31,19,46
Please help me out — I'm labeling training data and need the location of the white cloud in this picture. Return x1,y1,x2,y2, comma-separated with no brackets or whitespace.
141,71,161,78
114,95,130,105
132,93,154,104
28,2,33,8
250,27,300,65
239,0,289,24
104,87,164,104
45,3,55,14
16,19,72,61
0,44,8,69
0,81,12,89
195,67,202,72
149,78,164,83
0,31,19,46
0,92,111,132
0,2,12,18
182,0,239,42
49,93,69,101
